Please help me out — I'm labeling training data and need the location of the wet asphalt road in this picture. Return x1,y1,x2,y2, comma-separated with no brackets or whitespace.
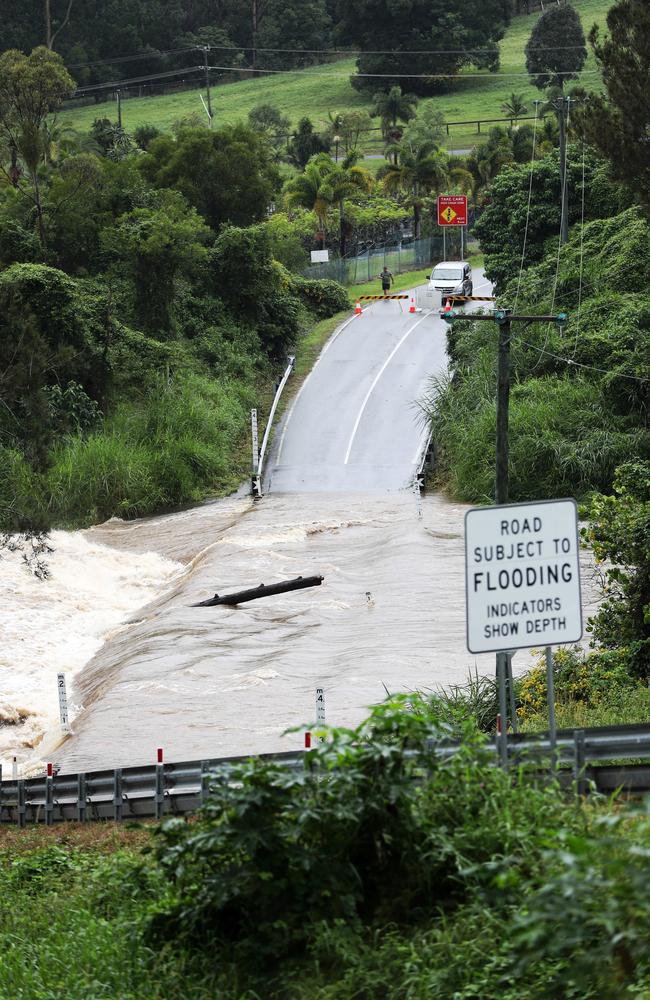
267,269,490,493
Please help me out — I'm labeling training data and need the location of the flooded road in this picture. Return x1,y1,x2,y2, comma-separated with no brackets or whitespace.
2,278,601,772
51,491,600,771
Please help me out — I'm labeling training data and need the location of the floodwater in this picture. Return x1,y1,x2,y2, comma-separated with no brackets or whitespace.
1,490,601,774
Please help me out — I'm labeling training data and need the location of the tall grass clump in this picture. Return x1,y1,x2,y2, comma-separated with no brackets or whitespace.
45,372,255,525
427,366,648,503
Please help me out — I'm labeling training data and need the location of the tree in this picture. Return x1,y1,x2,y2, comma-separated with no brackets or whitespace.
402,105,445,150
328,110,375,159
284,155,338,246
579,0,650,217
586,462,650,680
248,104,290,159
526,4,586,244
473,148,622,291
382,140,449,239
500,93,528,124
333,0,511,95
44,0,75,49
101,192,212,334
525,5,587,92
0,47,75,246
373,87,418,161
287,118,330,169
284,153,373,252
140,124,279,231
0,263,98,464
325,155,373,256
210,224,301,359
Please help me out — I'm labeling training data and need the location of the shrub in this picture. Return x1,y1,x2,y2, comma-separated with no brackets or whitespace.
291,276,349,317
147,697,573,979
427,370,650,503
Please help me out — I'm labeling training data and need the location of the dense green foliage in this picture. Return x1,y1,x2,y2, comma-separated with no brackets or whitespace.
332,0,512,94
585,462,650,679
0,107,347,530
139,125,279,231
1,700,649,997
1,0,336,80
429,205,650,504
580,0,650,217
473,146,625,291
525,3,587,91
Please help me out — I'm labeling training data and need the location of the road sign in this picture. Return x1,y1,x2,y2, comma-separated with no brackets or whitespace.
464,499,582,654
438,194,467,227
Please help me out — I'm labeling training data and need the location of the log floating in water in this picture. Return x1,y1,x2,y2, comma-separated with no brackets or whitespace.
191,575,324,607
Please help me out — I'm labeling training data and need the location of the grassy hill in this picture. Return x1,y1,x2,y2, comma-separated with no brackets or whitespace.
60,0,612,151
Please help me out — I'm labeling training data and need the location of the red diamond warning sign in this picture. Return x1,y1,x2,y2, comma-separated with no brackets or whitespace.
438,194,467,227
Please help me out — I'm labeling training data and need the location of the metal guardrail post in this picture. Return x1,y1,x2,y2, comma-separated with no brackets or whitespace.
45,775,53,827
77,773,86,822
155,764,164,821
574,729,587,798
113,769,123,822
17,780,25,828
200,761,209,806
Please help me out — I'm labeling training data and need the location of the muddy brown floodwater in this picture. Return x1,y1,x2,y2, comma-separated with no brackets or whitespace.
42,490,600,773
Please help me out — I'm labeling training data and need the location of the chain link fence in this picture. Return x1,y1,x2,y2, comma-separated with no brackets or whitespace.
303,232,479,286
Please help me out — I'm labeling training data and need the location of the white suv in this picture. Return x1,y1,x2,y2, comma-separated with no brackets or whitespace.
429,261,473,301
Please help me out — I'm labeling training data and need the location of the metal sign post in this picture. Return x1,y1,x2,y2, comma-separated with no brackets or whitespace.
545,646,557,752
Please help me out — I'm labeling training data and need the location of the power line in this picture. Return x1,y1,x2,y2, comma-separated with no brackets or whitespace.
65,42,595,71
205,64,598,79
73,66,206,94
66,46,198,69
518,338,649,384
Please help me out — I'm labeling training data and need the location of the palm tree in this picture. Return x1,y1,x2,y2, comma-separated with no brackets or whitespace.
501,93,529,125
382,140,449,239
284,153,372,253
373,87,418,163
327,154,373,256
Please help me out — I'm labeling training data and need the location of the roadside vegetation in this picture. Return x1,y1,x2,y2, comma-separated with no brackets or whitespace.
424,0,650,710
1,698,650,998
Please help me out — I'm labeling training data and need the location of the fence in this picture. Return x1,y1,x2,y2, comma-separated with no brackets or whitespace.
304,233,480,285
2,721,650,826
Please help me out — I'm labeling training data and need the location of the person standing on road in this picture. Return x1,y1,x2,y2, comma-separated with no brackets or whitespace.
380,265,393,294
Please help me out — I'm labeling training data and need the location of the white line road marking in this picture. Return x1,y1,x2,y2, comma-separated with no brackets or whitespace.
343,311,433,465
276,312,359,464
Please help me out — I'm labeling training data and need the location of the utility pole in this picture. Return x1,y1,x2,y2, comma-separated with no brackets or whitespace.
203,46,213,128
556,95,570,245
495,309,511,504
443,304,568,761
116,89,122,130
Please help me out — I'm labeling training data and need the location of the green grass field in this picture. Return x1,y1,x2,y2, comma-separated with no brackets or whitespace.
60,0,611,151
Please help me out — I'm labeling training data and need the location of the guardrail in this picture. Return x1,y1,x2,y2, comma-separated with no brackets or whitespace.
251,355,295,497
2,722,649,826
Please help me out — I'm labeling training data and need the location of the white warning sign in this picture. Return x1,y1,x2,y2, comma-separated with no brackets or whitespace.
464,498,582,653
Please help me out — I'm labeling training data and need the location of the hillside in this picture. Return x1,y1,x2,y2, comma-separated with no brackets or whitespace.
59,0,612,151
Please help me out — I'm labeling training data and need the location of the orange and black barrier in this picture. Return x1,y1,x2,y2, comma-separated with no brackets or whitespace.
445,295,495,303
359,294,410,300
